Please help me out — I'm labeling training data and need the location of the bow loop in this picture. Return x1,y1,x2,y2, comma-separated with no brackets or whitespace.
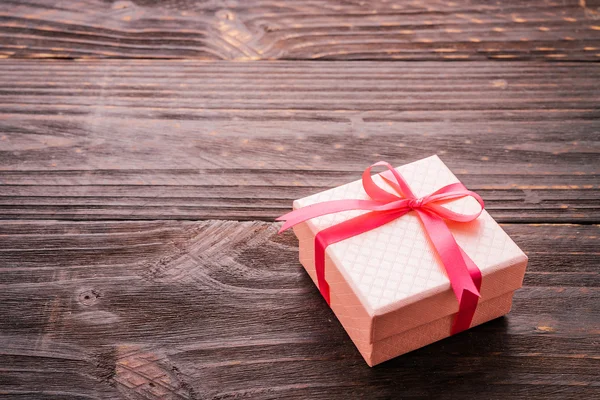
362,161,416,202
423,182,485,223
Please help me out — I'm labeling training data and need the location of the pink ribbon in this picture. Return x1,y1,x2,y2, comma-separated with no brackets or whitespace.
277,161,485,335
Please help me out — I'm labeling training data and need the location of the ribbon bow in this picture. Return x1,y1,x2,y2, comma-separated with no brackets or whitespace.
278,161,485,335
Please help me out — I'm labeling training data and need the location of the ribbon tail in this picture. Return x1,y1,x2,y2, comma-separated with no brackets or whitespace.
314,209,408,305
276,199,387,233
415,209,482,335
451,246,483,333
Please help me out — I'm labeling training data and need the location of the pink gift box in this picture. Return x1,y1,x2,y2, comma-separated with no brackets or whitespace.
289,155,528,366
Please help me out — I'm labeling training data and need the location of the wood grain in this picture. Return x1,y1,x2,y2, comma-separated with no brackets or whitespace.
1,0,599,397
1,60,598,223
0,220,598,399
0,0,599,61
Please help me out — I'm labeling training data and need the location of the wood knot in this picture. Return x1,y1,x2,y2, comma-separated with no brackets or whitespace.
78,288,101,306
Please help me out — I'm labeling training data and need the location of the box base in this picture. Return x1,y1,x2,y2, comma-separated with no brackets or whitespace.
352,291,513,366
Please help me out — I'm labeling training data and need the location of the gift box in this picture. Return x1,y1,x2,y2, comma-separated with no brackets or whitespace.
280,155,528,366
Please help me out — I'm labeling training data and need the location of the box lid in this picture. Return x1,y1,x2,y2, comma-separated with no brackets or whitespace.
293,155,528,343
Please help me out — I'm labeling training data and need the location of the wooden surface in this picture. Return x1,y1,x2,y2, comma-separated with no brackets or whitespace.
1,1,599,399
1,0,600,61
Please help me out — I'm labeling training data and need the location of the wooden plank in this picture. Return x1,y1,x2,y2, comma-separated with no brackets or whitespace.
0,60,598,223
0,0,599,61
0,220,598,399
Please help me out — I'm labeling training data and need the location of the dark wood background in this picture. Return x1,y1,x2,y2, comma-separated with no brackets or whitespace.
0,1,599,399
